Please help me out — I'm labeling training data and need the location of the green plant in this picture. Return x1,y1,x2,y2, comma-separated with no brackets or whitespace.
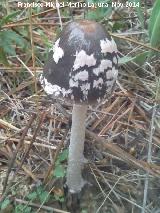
53,149,68,178
15,204,32,213
86,0,112,21
0,11,26,65
0,198,10,210
148,0,160,59
27,185,51,203
119,0,160,65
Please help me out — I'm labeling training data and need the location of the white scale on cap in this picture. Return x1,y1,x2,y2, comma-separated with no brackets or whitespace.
73,50,96,71
53,38,64,63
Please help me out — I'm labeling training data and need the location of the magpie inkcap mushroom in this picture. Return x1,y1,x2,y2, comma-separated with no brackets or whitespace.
40,19,118,104
40,20,118,193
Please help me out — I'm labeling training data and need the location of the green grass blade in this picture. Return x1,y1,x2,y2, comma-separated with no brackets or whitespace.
148,0,160,38
148,9,160,59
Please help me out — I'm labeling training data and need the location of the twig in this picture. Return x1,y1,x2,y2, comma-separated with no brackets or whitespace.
16,159,38,181
15,198,70,213
0,113,47,205
96,174,127,213
0,118,20,131
0,78,34,103
86,129,160,177
56,0,63,30
89,165,106,197
1,114,36,200
90,163,121,202
47,100,160,177
99,101,130,135
110,33,160,53
47,104,54,163
16,112,47,174
43,128,68,184
0,136,56,150
142,104,157,213
28,7,38,95
36,185,55,213
16,56,34,76
2,22,60,28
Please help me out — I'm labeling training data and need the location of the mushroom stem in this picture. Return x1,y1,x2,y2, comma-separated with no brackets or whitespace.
67,104,88,193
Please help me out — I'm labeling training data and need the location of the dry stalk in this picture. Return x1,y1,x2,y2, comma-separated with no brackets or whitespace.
111,33,160,54
86,129,160,177
15,198,70,213
56,0,63,30
0,136,56,150
142,104,157,213
16,112,47,174
43,129,68,185
1,113,36,201
28,7,38,96
45,100,160,177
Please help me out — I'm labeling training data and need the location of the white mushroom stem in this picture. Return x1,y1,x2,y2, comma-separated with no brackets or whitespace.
67,104,88,193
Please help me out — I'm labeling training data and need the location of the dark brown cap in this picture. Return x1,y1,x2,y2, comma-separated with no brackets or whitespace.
40,20,118,104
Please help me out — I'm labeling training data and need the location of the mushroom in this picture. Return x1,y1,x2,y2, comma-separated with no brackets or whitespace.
40,20,118,193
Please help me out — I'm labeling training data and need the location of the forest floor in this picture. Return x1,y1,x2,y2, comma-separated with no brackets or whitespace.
0,1,160,213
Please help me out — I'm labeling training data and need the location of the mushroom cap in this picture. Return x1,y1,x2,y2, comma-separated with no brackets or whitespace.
40,20,118,104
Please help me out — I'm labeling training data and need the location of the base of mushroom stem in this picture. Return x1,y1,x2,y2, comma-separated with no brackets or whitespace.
68,180,86,194
65,187,82,212
66,159,87,194
67,156,88,194
65,178,93,212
